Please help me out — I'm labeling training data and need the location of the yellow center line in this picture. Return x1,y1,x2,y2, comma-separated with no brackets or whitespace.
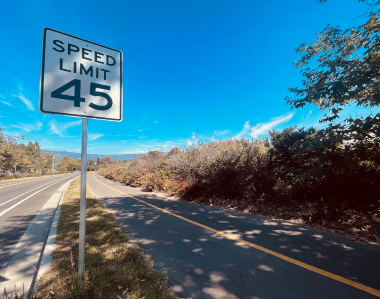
92,174,380,297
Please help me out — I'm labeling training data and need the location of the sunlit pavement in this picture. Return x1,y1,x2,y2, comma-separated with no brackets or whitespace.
88,173,380,299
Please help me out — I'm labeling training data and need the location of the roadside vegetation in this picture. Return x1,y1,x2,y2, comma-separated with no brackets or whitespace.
99,131,380,244
33,178,178,299
0,128,113,179
0,129,56,177
100,7,380,244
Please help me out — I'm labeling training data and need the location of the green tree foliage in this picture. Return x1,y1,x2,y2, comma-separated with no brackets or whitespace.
268,127,379,206
0,129,26,174
57,156,71,172
87,158,99,171
286,11,380,154
57,156,81,172
0,128,55,175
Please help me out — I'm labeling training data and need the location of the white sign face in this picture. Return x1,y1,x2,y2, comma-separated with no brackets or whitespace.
39,28,122,121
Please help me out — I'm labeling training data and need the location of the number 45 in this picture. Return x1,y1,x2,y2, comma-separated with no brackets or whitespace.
51,79,113,111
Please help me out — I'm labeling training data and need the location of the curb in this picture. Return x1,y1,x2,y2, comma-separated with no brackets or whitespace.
29,177,78,298
0,176,77,299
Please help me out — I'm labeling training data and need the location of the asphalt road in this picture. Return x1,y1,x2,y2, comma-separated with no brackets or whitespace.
0,174,78,284
88,173,380,299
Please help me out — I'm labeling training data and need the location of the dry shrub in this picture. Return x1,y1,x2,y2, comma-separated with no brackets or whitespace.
99,132,380,244
100,140,272,202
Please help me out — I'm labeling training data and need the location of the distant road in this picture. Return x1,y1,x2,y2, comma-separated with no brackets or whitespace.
88,173,380,299
0,173,78,293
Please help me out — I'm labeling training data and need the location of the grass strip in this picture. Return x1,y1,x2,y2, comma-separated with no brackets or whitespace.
33,178,178,299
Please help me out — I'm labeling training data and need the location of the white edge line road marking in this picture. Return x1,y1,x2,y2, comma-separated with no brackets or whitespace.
31,177,78,297
0,177,71,207
0,176,75,217
0,176,78,299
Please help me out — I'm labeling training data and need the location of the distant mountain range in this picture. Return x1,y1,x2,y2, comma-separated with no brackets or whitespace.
42,150,137,161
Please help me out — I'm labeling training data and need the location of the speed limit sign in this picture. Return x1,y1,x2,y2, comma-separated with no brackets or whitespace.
39,27,122,121
38,27,123,282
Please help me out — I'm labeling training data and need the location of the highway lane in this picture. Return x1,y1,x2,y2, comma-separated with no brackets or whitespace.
0,174,78,270
0,174,69,190
88,173,380,299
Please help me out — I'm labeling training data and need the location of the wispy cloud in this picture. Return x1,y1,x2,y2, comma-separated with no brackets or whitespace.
12,120,43,132
49,120,81,137
251,113,294,138
302,110,312,119
138,129,143,132
89,133,104,140
12,93,35,111
1,100,12,106
235,113,295,139
118,139,186,154
234,121,251,139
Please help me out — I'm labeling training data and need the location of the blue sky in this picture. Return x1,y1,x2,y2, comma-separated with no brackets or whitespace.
0,0,378,154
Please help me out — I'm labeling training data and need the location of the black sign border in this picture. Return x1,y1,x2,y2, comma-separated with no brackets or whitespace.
39,27,123,121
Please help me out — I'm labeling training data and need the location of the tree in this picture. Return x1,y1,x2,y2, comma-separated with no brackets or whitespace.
69,159,81,171
87,158,97,171
96,157,101,165
100,156,112,167
57,156,71,172
286,10,380,154
0,129,26,174
25,141,44,173
39,152,54,174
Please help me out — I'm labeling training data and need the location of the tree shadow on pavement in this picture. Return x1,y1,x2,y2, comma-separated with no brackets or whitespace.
97,189,380,299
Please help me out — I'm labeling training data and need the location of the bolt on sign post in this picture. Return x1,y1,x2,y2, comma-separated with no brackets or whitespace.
39,28,123,281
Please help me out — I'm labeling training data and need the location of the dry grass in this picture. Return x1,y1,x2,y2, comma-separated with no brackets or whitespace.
2,285,27,299
33,178,178,299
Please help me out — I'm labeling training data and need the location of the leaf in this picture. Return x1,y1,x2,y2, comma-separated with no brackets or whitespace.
364,225,371,230
118,286,123,290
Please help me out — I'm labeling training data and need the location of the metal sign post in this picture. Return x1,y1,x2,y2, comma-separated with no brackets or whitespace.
39,27,123,283
78,118,88,280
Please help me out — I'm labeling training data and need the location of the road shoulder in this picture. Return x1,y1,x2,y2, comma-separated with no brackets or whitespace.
0,177,76,299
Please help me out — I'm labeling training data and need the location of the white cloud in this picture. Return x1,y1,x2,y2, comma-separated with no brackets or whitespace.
49,119,81,137
117,139,185,154
12,120,43,132
138,129,143,132
211,129,231,140
301,110,312,119
250,113,294,138
89,133,104,140
235,113,295,139
12,93,35,111
1,100,12,106
234,121,251,139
